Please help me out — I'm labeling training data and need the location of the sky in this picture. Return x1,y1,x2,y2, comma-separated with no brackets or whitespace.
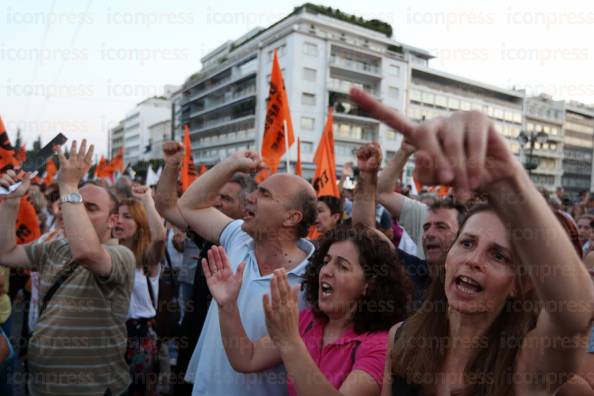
1,0,593,157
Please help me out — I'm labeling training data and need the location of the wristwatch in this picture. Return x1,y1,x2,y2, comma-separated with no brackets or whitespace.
61,192,84,204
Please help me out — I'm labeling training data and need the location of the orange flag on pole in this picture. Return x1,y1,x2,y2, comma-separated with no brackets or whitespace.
0,116,19,172
295,137,302,177
110,147,125,173
312,108,339,197
260,49,295,174
44,158,57,185
181,125,197,192
16,196,41,244
95,155,108,178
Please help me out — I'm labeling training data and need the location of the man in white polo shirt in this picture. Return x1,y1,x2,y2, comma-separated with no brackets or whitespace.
177,150,317,396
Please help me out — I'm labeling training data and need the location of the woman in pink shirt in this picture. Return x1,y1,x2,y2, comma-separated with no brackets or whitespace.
203,225,412,396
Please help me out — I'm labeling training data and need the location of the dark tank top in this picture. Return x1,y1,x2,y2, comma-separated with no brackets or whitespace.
391,323,423,396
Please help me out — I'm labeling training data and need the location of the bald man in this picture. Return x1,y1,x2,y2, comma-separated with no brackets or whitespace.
177,151,317,396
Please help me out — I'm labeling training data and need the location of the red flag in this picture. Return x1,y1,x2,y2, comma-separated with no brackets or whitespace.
295,137,302,177
199,164,207,176
312,108,339,197
110,147,125,173
260,49,295,173
181,125,197,192
0,116,19,172
44,158,57,185
16,196,41,244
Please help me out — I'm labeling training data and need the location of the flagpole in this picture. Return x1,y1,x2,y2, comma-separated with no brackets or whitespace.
283,119,290,173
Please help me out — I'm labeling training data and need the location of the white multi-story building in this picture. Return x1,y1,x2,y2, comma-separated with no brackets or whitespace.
523,95,565,189
180,4,432,177
108,85,179,164
404,66,525,186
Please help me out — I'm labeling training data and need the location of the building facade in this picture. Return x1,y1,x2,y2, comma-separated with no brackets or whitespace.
562,103,594,196
179,4,432,177
108,4,594,192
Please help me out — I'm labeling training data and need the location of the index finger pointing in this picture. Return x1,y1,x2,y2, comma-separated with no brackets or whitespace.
349,87,416,138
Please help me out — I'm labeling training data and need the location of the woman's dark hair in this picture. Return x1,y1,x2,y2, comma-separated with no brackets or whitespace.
302,224,412,334
392,204,538,396
318,195,343,215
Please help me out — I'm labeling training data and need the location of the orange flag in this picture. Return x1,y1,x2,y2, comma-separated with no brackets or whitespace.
44,158,57,185
295,137,302,177
181,125,197,192
260,49,295,173
0,116,19,172
312,108,339,197
16,196,41,244
95,155,109,178
199,164,207,176
255,169,271,184
110,147,125,173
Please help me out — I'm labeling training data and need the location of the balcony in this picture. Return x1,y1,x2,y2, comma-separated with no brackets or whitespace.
191,114,256,135
328,78,379,97
329,55,381,77
189,85,256,119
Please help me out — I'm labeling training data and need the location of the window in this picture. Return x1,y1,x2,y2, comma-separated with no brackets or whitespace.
386,130,397,140
301,141,314,153
303,42,318,56
435,95,447,108
422,92,434,105
302,67,317,82
460,101,471,111
449,98,460,110
301,93,316,105
388,87,399,99
410,89,422,102
301,117,315,130
267,44,287,61
388,64,400,77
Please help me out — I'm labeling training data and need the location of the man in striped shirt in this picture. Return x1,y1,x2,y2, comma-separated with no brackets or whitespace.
0,140,135,396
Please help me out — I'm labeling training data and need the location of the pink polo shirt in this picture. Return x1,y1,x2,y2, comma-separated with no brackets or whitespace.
287,308,388,395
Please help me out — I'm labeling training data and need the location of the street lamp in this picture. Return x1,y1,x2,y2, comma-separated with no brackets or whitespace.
517,128,549,176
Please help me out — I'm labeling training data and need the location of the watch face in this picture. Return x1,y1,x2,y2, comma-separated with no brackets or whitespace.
64,192,83,203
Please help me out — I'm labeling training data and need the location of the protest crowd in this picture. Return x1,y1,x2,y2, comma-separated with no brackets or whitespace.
0,63,594,396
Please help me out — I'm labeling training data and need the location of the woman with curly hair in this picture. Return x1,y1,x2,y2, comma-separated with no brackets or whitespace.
202,224,412,396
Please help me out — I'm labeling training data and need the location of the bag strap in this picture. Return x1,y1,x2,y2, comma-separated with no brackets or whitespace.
146,274,157,310
39,260,77,316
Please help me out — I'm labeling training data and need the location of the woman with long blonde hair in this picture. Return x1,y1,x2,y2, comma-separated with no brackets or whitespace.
114,185,166,396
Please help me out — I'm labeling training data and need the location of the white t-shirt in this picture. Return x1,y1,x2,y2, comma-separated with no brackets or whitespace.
185,220,315,396
128,266,160,319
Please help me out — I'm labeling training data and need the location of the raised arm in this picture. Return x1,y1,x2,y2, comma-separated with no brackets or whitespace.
350,87,594,392
177,150,263,244
0,170,33,269
154,141,188,230
57,140,114,277
132,185,166,277
352,143,382,229
377,141,415,219
202,246,281,373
